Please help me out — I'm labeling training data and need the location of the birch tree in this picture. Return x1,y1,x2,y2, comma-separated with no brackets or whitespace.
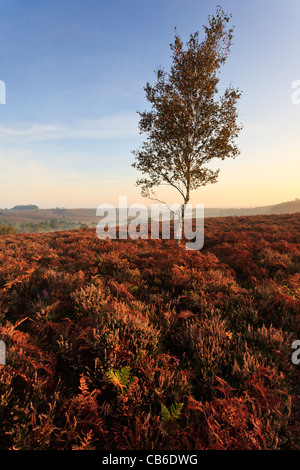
132,6,242,243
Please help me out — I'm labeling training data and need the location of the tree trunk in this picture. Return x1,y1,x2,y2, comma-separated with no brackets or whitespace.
175,201,187,246
175,176,190,246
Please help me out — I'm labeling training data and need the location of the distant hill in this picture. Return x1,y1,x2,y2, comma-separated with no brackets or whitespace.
203,198,300,218
11,204,39,211
269,198,300,214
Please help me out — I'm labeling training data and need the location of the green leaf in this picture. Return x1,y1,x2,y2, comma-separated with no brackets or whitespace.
161,402,183,422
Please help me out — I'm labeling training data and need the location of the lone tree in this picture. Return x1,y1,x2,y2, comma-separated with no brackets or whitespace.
132,6,242,243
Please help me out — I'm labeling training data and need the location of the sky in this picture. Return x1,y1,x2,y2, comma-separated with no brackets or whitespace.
0,0,299,209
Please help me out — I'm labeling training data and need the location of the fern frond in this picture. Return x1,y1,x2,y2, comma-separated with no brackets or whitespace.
118,366,131,386
161,402,183,422
79,374,89,395
106,366,132,394
161,404,172,422
169,402,183,420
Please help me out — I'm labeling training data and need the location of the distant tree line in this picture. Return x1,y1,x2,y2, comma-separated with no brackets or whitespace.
0,224,19,235
0,219,95,234
10,204,39,211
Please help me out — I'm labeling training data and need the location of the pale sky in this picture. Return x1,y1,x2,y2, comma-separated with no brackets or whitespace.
0,0,299,209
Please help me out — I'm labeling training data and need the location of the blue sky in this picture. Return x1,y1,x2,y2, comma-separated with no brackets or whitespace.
0,0,299,208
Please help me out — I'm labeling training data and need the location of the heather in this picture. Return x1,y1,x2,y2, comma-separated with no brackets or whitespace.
0,213,299,450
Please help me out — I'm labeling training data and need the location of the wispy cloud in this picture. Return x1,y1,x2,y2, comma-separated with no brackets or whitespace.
0,147,135,184
0,112,139,142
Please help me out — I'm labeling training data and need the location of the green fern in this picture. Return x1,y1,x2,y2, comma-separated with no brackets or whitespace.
106,366,133,395
161,402,183,422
